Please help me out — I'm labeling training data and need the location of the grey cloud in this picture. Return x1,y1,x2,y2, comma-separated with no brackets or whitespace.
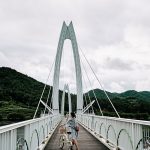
144,64,150,70
103,57,134,71
0,0,150,92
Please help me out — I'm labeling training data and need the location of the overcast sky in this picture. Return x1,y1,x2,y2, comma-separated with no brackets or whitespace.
0,0,150,93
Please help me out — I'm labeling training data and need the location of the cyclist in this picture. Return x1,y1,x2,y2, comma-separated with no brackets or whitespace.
67,112,79,150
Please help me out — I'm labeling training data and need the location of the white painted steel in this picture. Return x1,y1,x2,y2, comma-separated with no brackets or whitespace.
61,84,72,115
0,115,61,150
77,114,150,150
40,100,53,114
52,21,83,114
82,100,95,114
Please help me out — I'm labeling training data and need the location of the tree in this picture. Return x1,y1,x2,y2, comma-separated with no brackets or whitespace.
0,114,2,121
7,113,25,121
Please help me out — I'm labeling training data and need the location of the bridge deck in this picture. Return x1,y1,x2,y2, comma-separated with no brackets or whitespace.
45,124,109,150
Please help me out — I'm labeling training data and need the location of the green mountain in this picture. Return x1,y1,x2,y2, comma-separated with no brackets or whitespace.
119,90,150,101
85,88,150,120
86,88,118,99
87,89,150,102
0,67,77,125
0,67,51,107
0,67,150,125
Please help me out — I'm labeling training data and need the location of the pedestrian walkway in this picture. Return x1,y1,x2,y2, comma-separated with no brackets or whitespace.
45,121,109,150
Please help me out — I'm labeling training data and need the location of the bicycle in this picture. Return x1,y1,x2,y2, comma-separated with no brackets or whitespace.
59,125,73,150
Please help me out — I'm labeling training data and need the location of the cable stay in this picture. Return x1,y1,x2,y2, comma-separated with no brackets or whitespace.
40,100,53,114
82,72,94,114
43,86,52,115
80,57,103,116
79,45,120,118
83,93,88,113
82,100,95,114
82,72,89,113
33,57,55,118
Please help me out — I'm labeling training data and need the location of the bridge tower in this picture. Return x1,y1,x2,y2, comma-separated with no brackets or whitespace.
61,84,72,115
52,21,83,114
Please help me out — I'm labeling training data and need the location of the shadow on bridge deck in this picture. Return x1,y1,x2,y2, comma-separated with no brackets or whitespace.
45,124,109,150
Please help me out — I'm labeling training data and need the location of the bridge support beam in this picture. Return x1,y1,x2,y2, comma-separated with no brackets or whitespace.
52,21,83,114
61,84,72,115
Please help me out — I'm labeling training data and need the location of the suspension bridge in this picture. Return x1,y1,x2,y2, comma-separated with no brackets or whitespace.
0,21,150,150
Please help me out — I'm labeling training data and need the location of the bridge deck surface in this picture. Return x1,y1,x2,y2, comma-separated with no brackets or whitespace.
45,124,109,150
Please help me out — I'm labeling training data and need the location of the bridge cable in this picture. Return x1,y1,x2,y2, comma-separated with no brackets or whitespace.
82,75,89,114
79,46,120,118
82,67,94,114
80,57,103,116
49,97,52,109
82,72,89,113
33,58,55,118
43,86,51,115
83,74,94,114
83,93,88,113
81,64,88,109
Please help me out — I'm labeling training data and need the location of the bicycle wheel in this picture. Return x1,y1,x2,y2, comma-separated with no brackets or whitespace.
59,135,64,149
68,145,73,150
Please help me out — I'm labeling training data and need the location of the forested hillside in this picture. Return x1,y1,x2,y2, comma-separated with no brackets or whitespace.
0,67,150,126
86,89,150,119
0,67,76,125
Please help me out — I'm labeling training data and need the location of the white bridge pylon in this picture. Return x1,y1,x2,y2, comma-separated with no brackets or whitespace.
61,84,72,115
52,21,83,114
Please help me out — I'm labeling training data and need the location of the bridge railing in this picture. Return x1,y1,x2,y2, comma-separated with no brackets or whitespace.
0,114,61,150
77,114,150,150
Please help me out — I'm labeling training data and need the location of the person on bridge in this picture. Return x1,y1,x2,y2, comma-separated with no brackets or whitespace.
67,112,79,150
65,112,69,121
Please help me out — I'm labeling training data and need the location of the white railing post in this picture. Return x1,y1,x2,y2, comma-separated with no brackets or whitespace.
77,114,150,150
91,115,94,131
0,114,61,150
132,122,135,150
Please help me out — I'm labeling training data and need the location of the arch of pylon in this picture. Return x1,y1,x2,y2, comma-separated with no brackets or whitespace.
52,21,83,114
61,84,72,115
